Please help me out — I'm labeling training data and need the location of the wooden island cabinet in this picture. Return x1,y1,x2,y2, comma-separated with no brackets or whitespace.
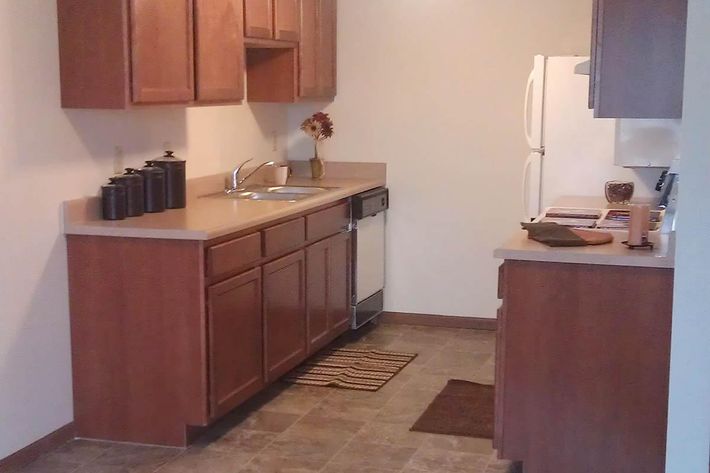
495,259,674,473
67,200,353,447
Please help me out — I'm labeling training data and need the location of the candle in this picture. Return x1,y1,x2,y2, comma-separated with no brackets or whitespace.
628,204,650,246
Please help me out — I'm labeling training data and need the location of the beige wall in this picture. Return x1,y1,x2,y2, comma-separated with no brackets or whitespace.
289,0,593,318
0,1,287,459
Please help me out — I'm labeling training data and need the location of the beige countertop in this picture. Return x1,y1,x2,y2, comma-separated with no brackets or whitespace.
63,162,385,241
494,196,676,269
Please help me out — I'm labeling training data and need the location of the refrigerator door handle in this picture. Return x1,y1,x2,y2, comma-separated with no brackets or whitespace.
522,151,543,222
523,69,536,147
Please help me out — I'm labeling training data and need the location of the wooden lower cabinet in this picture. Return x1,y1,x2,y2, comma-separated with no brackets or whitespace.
496,260,674,473
305,231,352,354
67,201,353,447
263,250,307,382
328,232,352,335
207,267,264,419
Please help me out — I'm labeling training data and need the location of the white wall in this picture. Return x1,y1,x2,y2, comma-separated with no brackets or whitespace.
288,0,593,318
665,0,710,470
0,1,288,459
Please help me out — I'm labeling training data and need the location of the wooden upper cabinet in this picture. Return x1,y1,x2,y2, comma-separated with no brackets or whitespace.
299,0,319,97
207,268,264,419
244,0,274,39
317,0,337,98
130,0,195,104
194,0,245,103
299,0,337,100
274,0,300,41
589,0,687,119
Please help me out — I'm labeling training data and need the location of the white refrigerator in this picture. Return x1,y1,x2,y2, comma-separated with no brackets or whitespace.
522,55,681,222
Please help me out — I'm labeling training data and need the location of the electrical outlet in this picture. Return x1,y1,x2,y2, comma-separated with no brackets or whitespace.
271,131,278,152
113,146,125,174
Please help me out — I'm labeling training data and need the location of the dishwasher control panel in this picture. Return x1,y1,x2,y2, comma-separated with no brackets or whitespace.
352,187,389,220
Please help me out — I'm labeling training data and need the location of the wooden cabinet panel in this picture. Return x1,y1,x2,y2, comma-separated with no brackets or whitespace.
244,0,274,38
263,217,306,257
274,0,300,41
195,0,245,103
298,0,319,97
306,231,351,354
57,0,130,109
207,268,264,418
206,232,261,281
306,239,330,353
327,231,351,335
317,0,337,97
263,251,307,382
130,0,195,104
590,0,687,118
497,260,674,472
299,0,337,100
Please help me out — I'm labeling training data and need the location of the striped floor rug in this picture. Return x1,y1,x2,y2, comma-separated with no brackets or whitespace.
284,348,418,391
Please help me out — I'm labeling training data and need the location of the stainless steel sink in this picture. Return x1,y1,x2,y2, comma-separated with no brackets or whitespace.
257,185,332,195
205,185,334,202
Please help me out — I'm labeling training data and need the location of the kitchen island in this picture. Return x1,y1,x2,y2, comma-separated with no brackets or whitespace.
494,220,674,473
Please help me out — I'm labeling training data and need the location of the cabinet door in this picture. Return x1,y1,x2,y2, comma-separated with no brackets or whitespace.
306,239,330,353
328,231,351,336
298,0,319,97
317,0,337,98
195,0,245,103
130,0,195,104
274,0,300,41
306,232,351,354
244,0,274,38
590,0,687,118
207,268,264,419
263,251,307,382
299,0,336,99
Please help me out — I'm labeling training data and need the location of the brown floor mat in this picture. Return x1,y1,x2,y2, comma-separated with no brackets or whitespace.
411,379,494,438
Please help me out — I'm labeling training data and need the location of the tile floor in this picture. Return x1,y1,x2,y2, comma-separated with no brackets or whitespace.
17,323,517,473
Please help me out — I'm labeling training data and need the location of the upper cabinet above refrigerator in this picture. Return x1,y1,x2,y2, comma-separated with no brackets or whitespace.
589,0,688,119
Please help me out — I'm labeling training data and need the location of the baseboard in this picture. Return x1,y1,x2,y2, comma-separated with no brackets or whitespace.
0,422,75,471
380,312,497,331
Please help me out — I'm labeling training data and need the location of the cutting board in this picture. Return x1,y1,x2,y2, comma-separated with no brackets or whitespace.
570,229,614,245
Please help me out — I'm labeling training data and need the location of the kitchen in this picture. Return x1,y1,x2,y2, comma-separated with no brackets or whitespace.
0,1,708,473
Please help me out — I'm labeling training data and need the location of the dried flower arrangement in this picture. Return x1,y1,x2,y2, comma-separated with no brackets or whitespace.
300,112,334,159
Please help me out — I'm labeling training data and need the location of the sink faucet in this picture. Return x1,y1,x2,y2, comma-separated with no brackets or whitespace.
226,159,276,194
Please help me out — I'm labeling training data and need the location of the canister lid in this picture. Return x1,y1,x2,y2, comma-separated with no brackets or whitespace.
152,150,185,163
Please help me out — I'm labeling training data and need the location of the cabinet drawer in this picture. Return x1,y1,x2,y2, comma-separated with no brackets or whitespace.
263,217,306,257
207,232,262,280
306,203,350,242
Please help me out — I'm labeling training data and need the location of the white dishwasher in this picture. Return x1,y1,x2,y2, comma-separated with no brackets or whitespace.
351,187,388,329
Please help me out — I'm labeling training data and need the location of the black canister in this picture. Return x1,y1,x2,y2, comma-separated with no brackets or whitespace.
113,168,145,217
139,161,166,213
101,179,127,221
150,150,186,209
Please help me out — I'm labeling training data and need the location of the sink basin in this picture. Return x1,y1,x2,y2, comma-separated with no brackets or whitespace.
205,185,334,202
256,185,332,195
